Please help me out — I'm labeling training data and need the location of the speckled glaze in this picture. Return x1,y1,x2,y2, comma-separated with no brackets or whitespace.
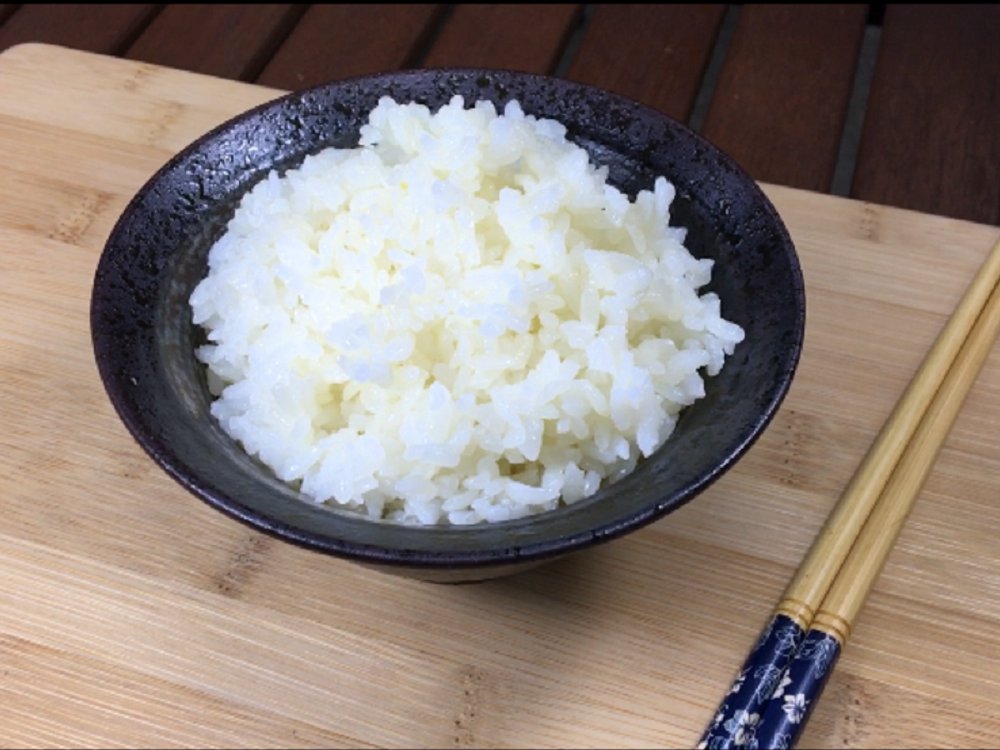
90,69,805,582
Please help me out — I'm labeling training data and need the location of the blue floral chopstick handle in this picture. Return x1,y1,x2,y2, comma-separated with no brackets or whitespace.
697,614,806,749
751,628,842,749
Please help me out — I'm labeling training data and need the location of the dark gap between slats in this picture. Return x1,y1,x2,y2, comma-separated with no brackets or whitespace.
0,4,20,26
111,4,164,57
829,23,881,197
404,5,454,69
686,3,739,134
0,5,161,56
543,4,587,77
552,4,596,77
240,4,310,83
867,4,886,25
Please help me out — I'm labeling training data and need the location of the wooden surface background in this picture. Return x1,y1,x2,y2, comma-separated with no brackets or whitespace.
0,4,996,228
1,43,999,748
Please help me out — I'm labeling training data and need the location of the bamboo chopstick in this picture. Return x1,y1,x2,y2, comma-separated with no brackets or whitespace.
698,237,1000,750
779,236,1000,630
750,245,1000,749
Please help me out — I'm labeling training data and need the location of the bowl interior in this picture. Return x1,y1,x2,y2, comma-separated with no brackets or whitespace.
91,69,805,569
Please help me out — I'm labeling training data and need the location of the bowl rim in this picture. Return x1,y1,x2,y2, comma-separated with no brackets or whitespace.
91,67,806,571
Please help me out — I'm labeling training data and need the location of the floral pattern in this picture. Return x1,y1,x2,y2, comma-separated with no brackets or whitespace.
752,629,842,749
753,664,785,702
726,710,761,749
770,672,792,700
797,632,840,674
728,667,749,696
699,621,841,749
697,615,805,749
781,693,808,724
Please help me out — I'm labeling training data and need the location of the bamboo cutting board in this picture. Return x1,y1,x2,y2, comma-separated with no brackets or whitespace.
1,44,999,749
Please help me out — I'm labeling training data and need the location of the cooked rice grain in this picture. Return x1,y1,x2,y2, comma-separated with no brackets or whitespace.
190,96,745,525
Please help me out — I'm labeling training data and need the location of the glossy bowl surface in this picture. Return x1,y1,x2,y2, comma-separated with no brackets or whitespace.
91,69,805,581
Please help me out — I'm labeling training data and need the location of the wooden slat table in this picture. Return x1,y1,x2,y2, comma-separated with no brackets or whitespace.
1,42,1000,749
565,4,726,123
2,4,996,226
0,4,158,54
124,4,303,82
254,4,445,87
422,4,581,72
698,4,868,192
851,4,1000,224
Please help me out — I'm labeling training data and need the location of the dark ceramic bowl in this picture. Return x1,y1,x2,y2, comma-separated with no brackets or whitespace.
91,69,805,582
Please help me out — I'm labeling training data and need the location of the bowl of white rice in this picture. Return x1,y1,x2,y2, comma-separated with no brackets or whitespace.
91,70,804,582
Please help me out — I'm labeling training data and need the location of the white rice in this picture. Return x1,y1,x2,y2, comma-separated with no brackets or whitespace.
190,95,745,526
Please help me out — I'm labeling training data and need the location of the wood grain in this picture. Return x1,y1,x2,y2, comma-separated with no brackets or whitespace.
254,4,443,90
701,4,867,192
566,4,726,122
1,44,999,749
851,5,1000,225
421,3,582,74
815,259,1000,640
124,4,304,81
779,236,1000,628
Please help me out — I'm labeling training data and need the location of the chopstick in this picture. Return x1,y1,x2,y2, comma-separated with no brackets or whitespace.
698,236,1000,750
751,248,1000,748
